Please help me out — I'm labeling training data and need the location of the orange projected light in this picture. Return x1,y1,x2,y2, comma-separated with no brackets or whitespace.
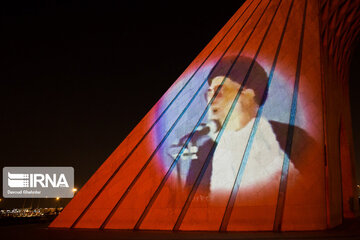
50,0,359,231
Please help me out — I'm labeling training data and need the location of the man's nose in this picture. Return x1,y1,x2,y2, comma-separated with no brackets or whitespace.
207,88,215,97
207,92,215,102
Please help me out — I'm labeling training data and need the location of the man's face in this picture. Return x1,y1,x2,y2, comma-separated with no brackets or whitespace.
207,76,241,123
207,76,256,130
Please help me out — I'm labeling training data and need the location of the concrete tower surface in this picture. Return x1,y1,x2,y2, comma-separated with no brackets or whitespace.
50,0,360,231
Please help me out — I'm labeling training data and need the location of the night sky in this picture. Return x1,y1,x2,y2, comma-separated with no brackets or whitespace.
1,1,244,208
1,1,360,209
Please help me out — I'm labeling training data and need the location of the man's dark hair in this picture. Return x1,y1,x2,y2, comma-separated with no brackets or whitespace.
208,55,269,106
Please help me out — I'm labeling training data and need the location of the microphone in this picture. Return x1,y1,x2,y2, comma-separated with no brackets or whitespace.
194,120,219,142
169,120,220,160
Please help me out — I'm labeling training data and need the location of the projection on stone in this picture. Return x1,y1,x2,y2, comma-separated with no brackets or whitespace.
50,0,359,231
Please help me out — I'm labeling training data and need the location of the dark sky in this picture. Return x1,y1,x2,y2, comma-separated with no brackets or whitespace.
0,1,244,208
1,1,360,209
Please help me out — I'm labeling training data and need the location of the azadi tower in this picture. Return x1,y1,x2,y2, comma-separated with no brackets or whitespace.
50,0,360,231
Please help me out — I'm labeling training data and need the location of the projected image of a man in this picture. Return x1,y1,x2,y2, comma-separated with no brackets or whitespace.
191,56,298,199
207,76,257,131
207,56,268,132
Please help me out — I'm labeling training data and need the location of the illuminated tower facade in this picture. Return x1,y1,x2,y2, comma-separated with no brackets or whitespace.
50,0,359,231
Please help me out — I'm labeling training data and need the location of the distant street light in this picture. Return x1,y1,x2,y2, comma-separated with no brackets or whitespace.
72,188,77,193
56,197,60,201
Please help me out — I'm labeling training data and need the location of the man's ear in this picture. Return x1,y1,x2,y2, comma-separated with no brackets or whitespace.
241,88,258,117
243,88,255,99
